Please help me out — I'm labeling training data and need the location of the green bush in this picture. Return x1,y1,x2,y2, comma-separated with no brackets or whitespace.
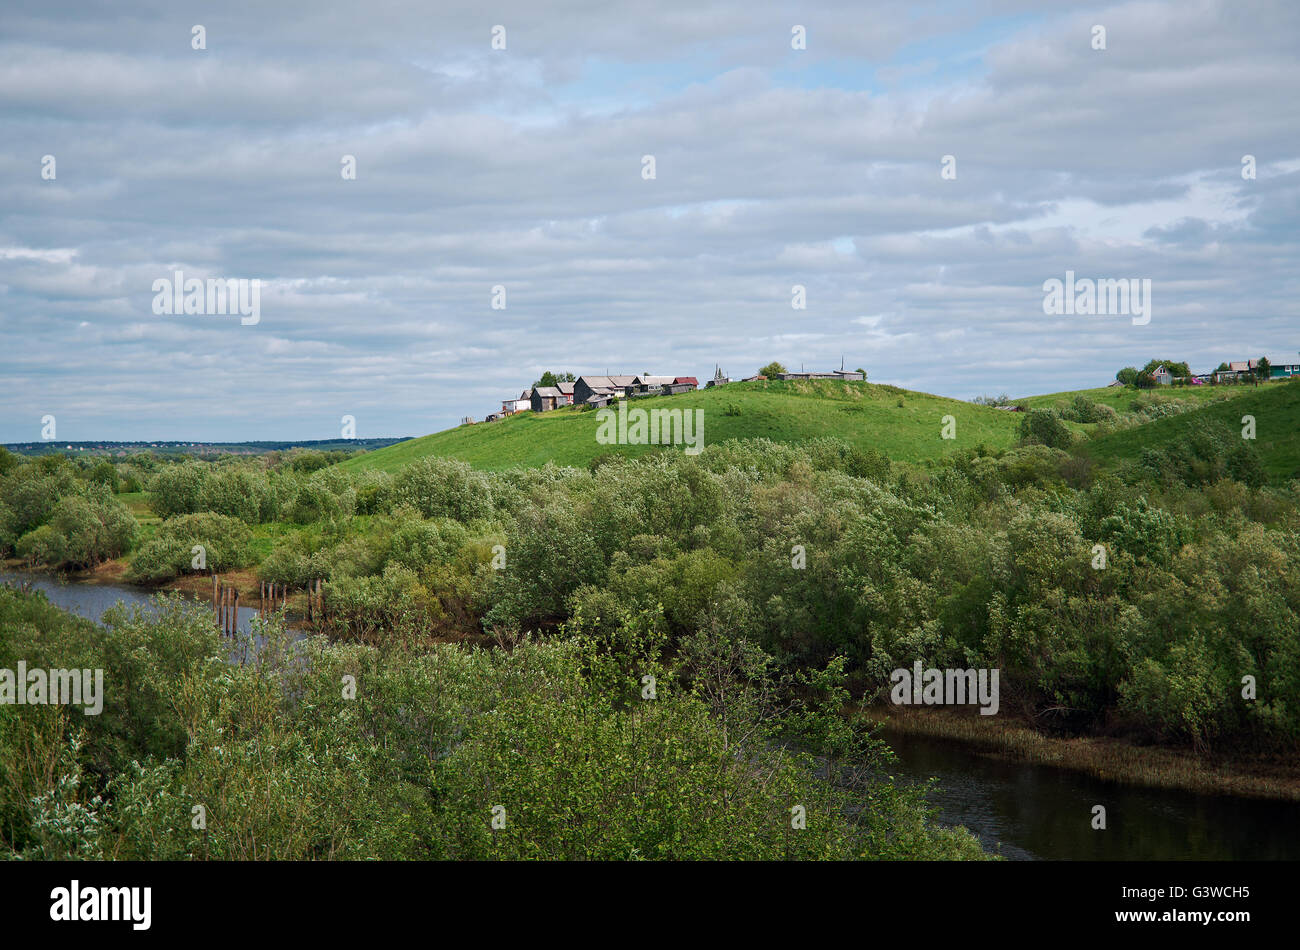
0,586,988,861
127,512,252,582
1018,408,1073,449
390,457,493,522
199,467,273,523
147,462,209,518
1060,395,1116,424
14,489,136,570
1,468,75,536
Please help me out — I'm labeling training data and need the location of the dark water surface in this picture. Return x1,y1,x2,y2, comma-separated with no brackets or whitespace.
5,570,1295,861
880,726,1300,861
2,569,263,635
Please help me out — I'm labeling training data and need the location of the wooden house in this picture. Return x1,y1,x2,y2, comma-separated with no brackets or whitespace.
1267,356,1300,379
574,375,638,405
530,386,564,412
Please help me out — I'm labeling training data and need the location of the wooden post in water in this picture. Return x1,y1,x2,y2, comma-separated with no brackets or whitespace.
213,576,219,627
232,590,240,636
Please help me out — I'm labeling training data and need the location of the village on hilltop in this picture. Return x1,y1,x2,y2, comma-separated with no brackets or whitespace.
474,365,866,423
462,352,1300,426
1116,354,1300,388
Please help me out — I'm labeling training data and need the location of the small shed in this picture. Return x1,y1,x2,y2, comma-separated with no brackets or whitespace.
531,387,564,412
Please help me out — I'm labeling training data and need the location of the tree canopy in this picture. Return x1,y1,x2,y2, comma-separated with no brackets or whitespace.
532,371,576,388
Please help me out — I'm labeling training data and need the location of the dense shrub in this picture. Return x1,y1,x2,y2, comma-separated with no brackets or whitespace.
127,512,252,582
6,426,1297,757
15,489,136,570
1060,395,1116,424
1018,408,1073,449
392,457,493,521
199,467,274,523
1,468,77,536
0,586,987,860
147,462,209,518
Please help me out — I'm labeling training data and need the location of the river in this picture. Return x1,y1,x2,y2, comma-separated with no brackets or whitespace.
4,570,1295,861
879,727,1299,860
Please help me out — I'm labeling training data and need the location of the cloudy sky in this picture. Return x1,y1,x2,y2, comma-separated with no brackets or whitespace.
2,0,1297,442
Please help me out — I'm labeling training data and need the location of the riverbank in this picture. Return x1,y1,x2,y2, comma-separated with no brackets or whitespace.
2,557,308,623
8,559,1300,805
863,704,1300,802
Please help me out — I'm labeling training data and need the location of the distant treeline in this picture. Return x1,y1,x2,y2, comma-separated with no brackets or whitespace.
4,437,410,458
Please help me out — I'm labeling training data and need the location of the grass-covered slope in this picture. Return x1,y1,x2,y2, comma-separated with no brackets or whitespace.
1015,383,1255,413
339,380,1027,473
1083,380,1300,482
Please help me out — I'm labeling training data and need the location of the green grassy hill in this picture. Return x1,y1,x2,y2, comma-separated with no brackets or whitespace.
1082,381,1300,482
338,377,1298,481
340,380,1027,473
1015,382,1255,413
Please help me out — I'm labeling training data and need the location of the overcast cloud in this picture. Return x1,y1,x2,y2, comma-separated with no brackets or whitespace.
2,0,1297,441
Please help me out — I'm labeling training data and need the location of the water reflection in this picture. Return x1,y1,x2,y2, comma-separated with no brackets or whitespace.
0,570,299,663
881,727,1300,861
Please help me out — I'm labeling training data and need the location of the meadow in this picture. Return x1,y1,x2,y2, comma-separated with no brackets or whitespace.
340,380,1029,473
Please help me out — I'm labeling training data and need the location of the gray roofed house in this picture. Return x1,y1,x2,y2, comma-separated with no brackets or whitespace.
776,369,865,382
574,375,638,405
531,386,564,412
633,375,675,389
